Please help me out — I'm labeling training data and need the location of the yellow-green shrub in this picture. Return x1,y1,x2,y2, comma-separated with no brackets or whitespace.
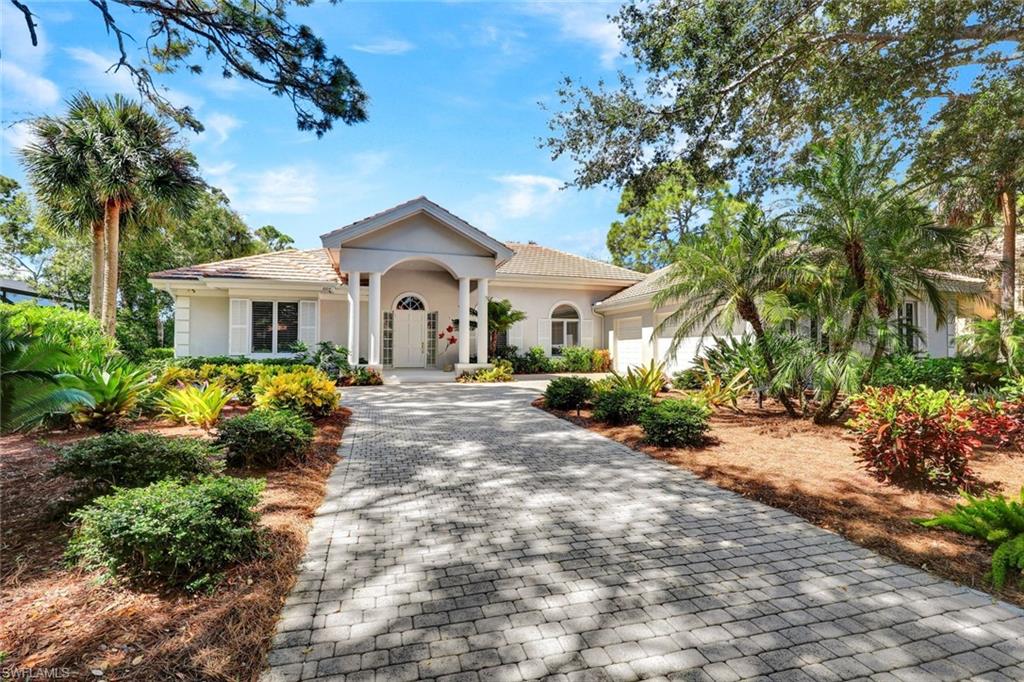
253,368,338,418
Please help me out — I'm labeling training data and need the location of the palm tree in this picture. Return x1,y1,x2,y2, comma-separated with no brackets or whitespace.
653,195,802,417
487,298,527,355
19,116,106,317
0,327,92,433
791,136,970,422
20,94,203,337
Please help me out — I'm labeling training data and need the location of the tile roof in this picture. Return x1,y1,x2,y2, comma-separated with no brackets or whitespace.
598,265,987,307
149,248,343,284
499,243,645,282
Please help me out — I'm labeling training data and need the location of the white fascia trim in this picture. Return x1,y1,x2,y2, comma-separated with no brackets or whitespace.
493,274,637,291
593,297,656,314
321,198,514,261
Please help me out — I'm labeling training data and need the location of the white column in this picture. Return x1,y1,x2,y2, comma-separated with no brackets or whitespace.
367,272,381,366
347,271,361,363
458,277,471,364
476,278,489,363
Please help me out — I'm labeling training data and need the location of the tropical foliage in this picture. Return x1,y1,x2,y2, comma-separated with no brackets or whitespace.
847,386,979,492
0,327,92,433
71,361,152,431
253,368,339,418
156,383,233,430
544,376,594,415
609,360,667,398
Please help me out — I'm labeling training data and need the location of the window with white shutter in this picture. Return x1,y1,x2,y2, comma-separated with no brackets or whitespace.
229,299,250,355
299,300,318,347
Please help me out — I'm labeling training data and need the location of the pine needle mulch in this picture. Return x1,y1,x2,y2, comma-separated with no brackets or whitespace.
538,395,1024,608
0,407,349,681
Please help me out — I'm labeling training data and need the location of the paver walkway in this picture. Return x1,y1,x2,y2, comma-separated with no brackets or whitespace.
264,383,1024,682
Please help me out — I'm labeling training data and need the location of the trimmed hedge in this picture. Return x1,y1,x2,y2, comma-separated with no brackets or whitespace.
639,398,711,447
52,431,222,496
591,387,654,425
216,409,314,467
544,376,593,414
67,475,264,590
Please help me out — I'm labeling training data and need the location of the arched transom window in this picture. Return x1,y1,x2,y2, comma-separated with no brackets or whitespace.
551,304,580,355
395,295,425,311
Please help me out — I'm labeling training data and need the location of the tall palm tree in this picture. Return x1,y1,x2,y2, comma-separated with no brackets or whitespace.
653,196,802,417
20,116,106,317
791,136,970,422
20,94,203,337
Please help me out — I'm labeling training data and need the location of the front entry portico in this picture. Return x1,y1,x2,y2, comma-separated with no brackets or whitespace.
320,196,514,373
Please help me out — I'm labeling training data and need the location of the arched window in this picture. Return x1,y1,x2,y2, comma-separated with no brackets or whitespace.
551,304,580,355
395,295,425,311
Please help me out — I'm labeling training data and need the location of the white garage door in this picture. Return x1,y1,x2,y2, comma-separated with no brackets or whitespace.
614,317,643,372
655,314,702,372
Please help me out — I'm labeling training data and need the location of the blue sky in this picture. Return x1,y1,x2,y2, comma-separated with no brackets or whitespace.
1,1,629,260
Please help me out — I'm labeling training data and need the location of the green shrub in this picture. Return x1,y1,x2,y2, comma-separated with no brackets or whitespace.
869,354,967,390
0,301,115,359
639,398,711,447
295,341,350,377
918,489,1024,589
847,386,979,491
216,409,314,467
142,347,175,363
591,349,612,372
592,387,655,425
672,368,704,390
66,475,264,590
544,376,593,414
341,366,384,386
253,367,339,418
172,355,307,369
456,360,514,383
156,383,233,429
52,431,222,497
560,346,594,372
510,346,551,374
72,361,153,431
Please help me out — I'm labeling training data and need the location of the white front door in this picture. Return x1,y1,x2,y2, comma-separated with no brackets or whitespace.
394,310,427,367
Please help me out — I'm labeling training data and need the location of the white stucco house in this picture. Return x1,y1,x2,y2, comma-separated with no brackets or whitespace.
148,196,989,374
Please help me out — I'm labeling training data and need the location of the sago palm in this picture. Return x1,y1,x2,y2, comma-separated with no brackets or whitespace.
653,196,802,416
0,328,93,433
20,94,203,337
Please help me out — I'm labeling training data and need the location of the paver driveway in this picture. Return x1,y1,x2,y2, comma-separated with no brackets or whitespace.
264,383,1024,682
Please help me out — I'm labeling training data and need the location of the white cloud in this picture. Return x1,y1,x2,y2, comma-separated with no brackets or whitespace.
65,47,204,111
201,112,240,145
522,3,623,68
494,174,564,218
65,47,136,93
244,165,320,214
2,61,60,108
3,121,38,152
351,38,415,55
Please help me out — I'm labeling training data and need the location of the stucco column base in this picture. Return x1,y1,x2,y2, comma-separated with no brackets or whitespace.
454,362,494,376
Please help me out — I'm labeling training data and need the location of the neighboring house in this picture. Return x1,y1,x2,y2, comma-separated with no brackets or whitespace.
148,196,989,373
0,278,66,306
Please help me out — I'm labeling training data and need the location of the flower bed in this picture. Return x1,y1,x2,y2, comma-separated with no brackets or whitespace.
0,407,349,680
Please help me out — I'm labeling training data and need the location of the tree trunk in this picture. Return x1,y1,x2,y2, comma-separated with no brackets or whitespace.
89,220,105,319
101,200,121,338
740,300,798,417
862,301,894,387
1000,184,1018,327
